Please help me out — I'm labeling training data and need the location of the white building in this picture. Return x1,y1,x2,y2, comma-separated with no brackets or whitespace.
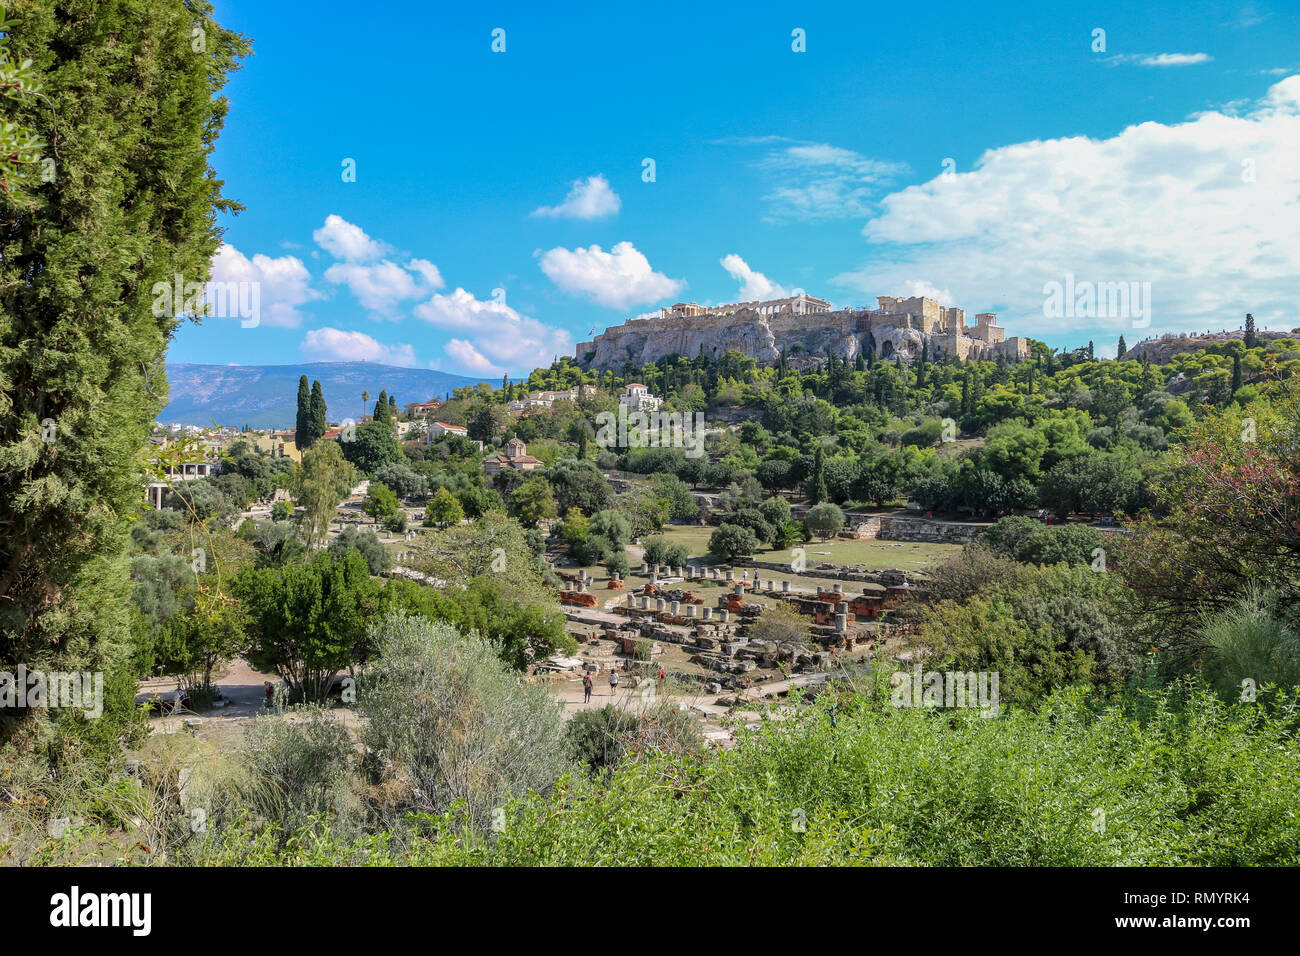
425,421,469,442
619,383,661,412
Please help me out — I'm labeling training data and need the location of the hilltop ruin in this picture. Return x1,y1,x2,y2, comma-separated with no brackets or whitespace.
575,294,1031,371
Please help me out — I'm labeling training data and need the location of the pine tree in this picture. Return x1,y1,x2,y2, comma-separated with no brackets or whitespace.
854,351,865,372
295,375,311,450
308,379,327,445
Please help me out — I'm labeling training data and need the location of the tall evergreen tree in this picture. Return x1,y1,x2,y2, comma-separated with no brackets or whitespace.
808,445,828,505
1117,335,1127,358
308,379,327,445
295,375,311,450
1244,313,1257,349
1232,353,1243,395
0,1,247,727
373,389,390,424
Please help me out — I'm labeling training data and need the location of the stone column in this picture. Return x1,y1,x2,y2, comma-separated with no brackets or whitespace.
671,601,680,616
686,604,696,618
718,609,730,623
782,580,791,593
836,614,847,633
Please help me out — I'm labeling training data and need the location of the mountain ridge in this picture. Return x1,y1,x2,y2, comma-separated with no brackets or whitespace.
160,361,491,429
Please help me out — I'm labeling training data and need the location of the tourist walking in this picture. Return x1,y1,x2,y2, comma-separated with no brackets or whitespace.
609,667,619,696
582,671,593,704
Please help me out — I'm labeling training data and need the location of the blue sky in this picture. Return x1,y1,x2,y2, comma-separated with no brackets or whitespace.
176,0,1300,374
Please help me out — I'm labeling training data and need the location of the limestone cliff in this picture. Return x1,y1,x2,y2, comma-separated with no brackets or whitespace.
575,305,1029,372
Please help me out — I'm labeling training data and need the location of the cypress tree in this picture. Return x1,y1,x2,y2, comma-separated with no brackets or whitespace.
0,1,247,725
1117,335,1127,358
309,379,327,445
1232,353,1243,395
809,445,828,505
1244,313,1257,350
295,375,311,450
373,389,390,423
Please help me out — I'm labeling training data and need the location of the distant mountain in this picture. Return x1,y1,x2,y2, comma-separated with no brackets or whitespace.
160,362,491,429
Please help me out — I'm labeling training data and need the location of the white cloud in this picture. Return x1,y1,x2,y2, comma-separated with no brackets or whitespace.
897,280,957,305
833,75,1300,336
323,258,445,316
417,288,572,376
537,241,684,310
1107,52,1213,67
312,214,390,262
720,254,792,300
300,327,417,367
531,174,621,219
747,138,906,223
207,244,322,328
313,216,445,317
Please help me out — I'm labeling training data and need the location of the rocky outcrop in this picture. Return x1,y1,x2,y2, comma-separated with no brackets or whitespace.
576,304,1028,372
577,309,780,369
577,307,869,371
1125,329,1291,364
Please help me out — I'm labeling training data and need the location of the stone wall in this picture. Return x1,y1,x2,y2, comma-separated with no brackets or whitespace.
851,516,983,544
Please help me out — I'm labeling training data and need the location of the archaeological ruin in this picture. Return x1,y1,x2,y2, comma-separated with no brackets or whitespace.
575,293,1030,371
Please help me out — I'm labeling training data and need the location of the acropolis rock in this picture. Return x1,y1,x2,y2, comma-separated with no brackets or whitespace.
575,294,1029,372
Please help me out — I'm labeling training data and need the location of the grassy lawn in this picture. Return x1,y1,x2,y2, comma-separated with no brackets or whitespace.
634,522,961,574
652,524,960,573
762,538,961,572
